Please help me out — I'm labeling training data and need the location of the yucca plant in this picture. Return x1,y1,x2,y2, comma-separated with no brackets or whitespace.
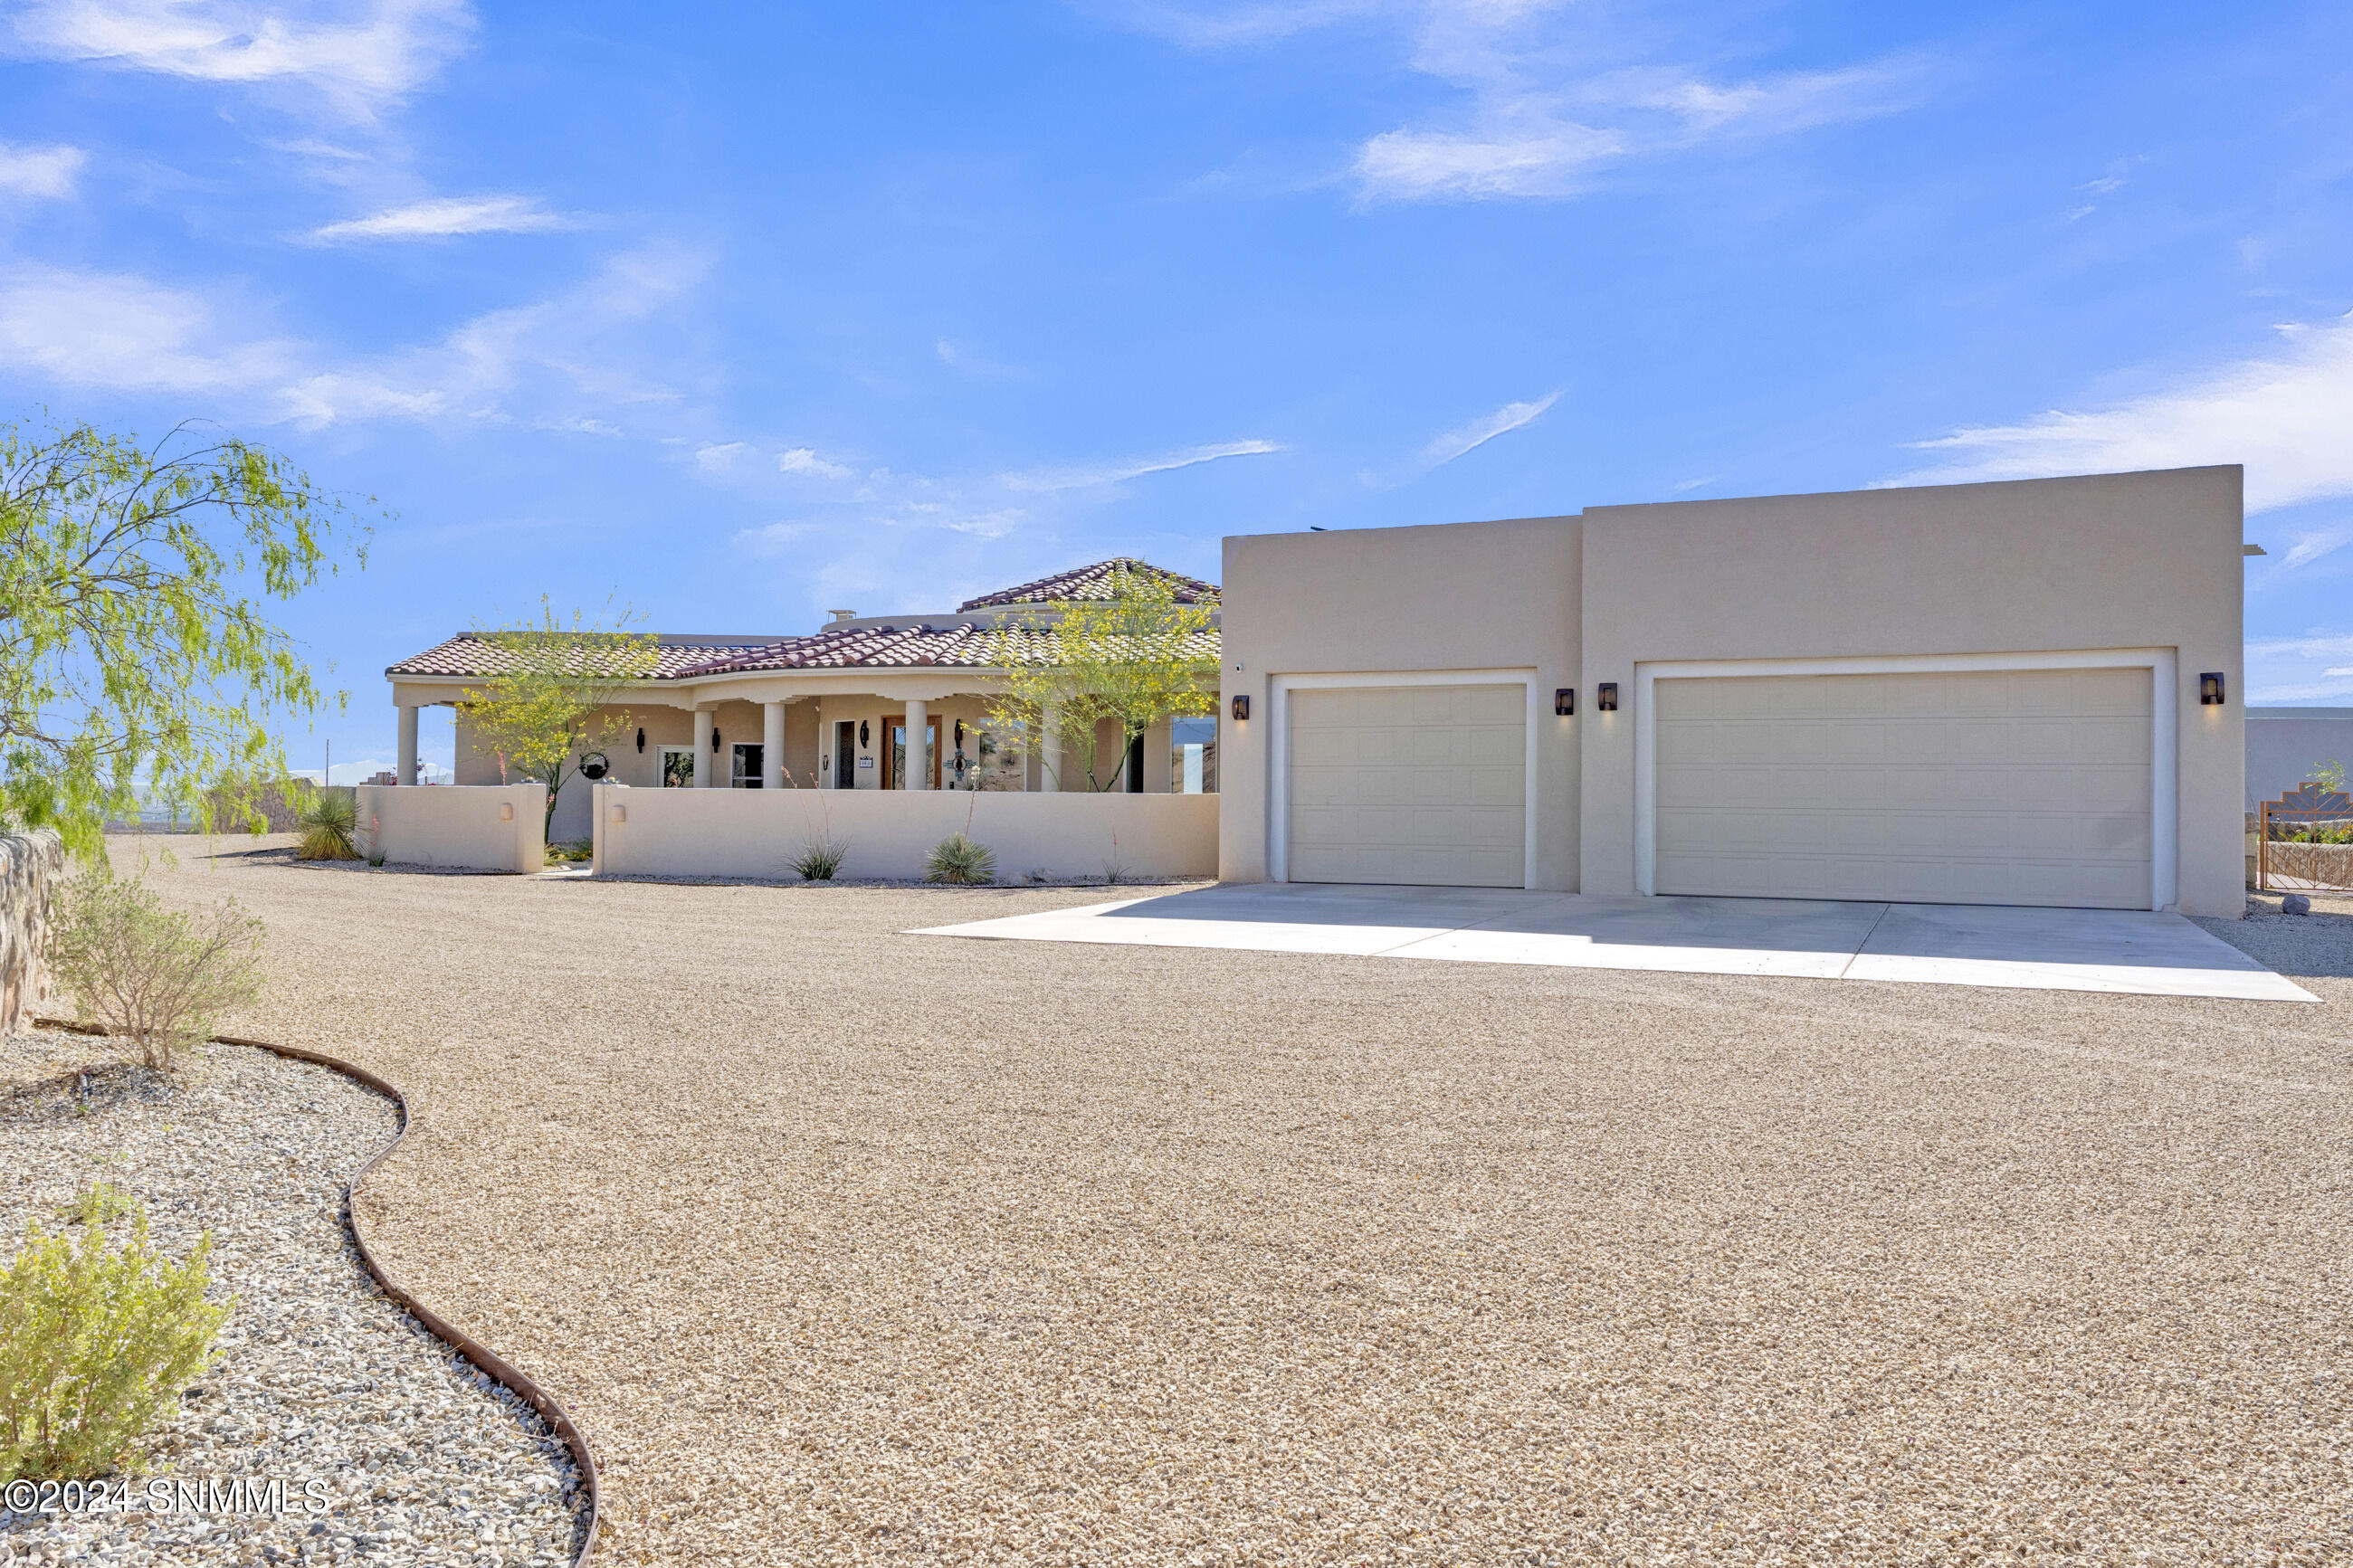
790,834,849,881
0,1202,228,1483
294,786,360,861
925,832,996,885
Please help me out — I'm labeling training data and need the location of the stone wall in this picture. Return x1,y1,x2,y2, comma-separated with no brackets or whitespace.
0,831,64,1034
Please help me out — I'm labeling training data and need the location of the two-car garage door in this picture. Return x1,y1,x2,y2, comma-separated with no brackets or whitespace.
1653,668,2154,908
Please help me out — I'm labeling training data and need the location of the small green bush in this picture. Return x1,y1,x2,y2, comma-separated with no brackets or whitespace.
55,1182,138,1228
0,1203,227,1483
48,870,265,1070
790,835,848,881
544,838,594,865
294,786,360,861
925,832,996,885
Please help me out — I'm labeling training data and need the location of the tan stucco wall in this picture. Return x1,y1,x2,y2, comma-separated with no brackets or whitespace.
1219,516,1585,889
1577,466,2245,915
594,785,1216,881
357,783,545,874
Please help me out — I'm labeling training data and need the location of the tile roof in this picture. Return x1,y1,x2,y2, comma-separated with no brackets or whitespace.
676,622,1220,677
956,557,1219,611
385,635,777,681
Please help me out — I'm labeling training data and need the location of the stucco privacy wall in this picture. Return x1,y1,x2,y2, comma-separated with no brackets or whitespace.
1579,467,2246,916
594,786,1217,881
357,784,547,874
2246,708,2353,810
1219,516,1583,888
0,831,63,1033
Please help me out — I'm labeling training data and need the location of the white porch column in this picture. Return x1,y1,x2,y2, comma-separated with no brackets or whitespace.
693,708,716,788
904,698,931,789
762,701,785,789
1038,701,1061,793
396,704,419,784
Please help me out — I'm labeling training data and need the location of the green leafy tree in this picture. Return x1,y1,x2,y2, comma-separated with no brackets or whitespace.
458,599,658,836
983,566,1218,792
0,418,370,855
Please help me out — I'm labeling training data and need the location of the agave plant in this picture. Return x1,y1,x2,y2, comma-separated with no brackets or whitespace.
925,832,995,885
294,787,360,861
789,834,848,881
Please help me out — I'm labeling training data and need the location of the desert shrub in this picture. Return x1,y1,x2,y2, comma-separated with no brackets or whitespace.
789,835,848,881
55,1181,138,1228
544,838,594,865
47,870,265,1070
0,1202,227,1483
925,832,996,885
294,786,360,861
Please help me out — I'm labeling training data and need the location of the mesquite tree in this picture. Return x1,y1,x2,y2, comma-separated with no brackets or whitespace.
0,418,370,854
458,600,657,837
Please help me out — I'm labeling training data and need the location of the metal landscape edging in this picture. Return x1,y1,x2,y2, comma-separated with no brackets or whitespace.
35,1017,603,1568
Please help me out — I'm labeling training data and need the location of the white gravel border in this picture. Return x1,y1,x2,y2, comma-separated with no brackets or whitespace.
0,1030,587,1566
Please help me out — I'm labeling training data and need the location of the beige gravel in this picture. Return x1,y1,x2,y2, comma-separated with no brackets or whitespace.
111,835,2352,1565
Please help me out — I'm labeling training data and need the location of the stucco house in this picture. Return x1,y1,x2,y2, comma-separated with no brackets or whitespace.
385,559,1224,843
1217,466,2248,917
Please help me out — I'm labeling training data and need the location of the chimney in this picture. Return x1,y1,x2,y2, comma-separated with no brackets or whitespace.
828,610,856,624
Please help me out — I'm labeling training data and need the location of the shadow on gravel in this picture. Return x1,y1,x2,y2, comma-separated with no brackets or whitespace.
0,1061,178,1126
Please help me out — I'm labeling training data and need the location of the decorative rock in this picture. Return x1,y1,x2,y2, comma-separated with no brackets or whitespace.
2282,892,2312,915
0,1030,585,1564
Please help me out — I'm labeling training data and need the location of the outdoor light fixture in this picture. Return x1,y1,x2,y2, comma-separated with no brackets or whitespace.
635,727,645,753
2201,672,2226,706
1232,695,1250,721
954,719,965,746
859,720,870,748
1555,688,1575,717
1596,682,1619,712
711,728,723,752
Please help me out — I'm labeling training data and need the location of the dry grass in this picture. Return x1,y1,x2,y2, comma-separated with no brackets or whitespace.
120,837,2353,1565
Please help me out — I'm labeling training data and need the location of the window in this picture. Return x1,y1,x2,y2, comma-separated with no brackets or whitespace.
659,746,695,787
1170,716,1218,794
732,743,763,788
833,721,855,789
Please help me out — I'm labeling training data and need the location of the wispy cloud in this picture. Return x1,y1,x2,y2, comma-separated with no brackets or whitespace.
1898,310,2353,514
0,243,708,430
1113,2,1928,204
0,140,87,200
309,193,570,242
4,0,475,118
1419,391,1557,466
2246,631,2353,704
1001,438,1281,494
778,447,853,480
2279,524,2353,573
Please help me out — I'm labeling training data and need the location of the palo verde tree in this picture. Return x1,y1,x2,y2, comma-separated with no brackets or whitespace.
457,599,657,837
0,417,370,856
982,565,1218,792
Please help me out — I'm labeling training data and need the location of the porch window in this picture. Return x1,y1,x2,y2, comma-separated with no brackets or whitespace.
732,743,763,788
1171,716,1218,794
659,746,695,787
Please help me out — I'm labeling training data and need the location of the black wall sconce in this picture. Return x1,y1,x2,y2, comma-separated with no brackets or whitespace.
1596,682,1619,712
859,719,870,748
1231,695,1250,721
1555,688,1575,717
2200,671,2226,706
711,728,723,753
954,718,966,746
635,727,645,753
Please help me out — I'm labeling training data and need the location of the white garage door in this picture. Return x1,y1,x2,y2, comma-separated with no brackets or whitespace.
1289,684,1526,887
1653,668,2153,908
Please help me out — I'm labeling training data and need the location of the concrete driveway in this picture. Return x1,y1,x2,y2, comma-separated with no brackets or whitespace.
919,882,2318,1002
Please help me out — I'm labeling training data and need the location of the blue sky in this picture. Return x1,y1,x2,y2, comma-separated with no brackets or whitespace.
1,0,2349,781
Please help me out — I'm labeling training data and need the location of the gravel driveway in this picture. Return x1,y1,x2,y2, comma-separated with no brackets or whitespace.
112,837,2351,1565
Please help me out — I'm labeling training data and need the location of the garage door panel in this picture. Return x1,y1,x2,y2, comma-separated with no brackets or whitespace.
1654,669,2153,909
1290,683,1527,888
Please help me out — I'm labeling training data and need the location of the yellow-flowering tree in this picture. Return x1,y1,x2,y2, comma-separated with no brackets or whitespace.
458,600,657,836
982,566,1217,792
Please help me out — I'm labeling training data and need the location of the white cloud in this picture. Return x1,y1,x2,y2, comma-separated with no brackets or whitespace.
1899,310,2353,514
693,442,747,471
0,140,87,200
0,243,707,430
309,194,569,242
5,0,475,118
2278,525,2353,573
1419,391,1558,466
0,262,299,391
2246,632,2353,704
1000,439,1281,494
778,447,853,480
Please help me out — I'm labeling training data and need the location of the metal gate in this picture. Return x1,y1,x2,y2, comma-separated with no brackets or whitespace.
2255,782,2353,893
